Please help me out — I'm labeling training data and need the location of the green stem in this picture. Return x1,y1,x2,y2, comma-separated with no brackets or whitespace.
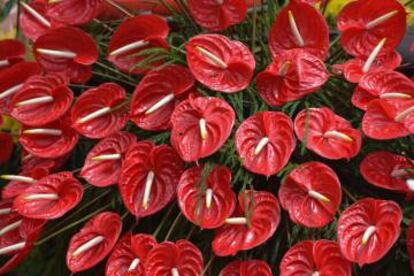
202,255,215,275
153,203,176,238
104,0,134,17
95,61,137,83
164,213,182,241
405,0,414,7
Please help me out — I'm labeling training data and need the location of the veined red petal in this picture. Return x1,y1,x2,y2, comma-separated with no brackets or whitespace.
47,0,103,26
219,260,272,276
0,39,25,71
2,167,49,199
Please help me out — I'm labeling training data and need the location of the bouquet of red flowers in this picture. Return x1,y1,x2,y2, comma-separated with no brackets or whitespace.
1,0,414,275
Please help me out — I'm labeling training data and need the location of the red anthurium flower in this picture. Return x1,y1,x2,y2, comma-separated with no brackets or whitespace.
188,0,247,31
235,111,296,176
33,27,98,84
337,198,402,266
71,83,129,139
47,0,103,26
280,240,352,276
119,141,184,217
256,49,329,106
177,165,236,229
80,132,136,187
67,212,122,273
0,132,13,165
407,219,414,272
171,95,235,162
13,172,83,219
212,190,281,256
107,15,169,75
130,65,195,131
20,0,61,41
20,115,79,158
186,34,255,93
219,260,272,276
360,151,414,194
145,240,204,276
337,0,406,57
269,1,329,60
294,107,362,160
0,62,41,115
1,167,49,199
21,152,69,172
353,71,414,111
0,39,25,71
106,233,157,276
279,162,341,228
362,99,414,140
10,73,73,127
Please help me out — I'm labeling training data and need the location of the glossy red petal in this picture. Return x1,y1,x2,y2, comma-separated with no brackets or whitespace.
177,165,236,229
130,65,195,131
107,15,169,75
47,0,103,25
280,240,352,276
188,0,247,31
33,27,98,83
145,240,204,276
269,1,329,60
212,190,281,256
360,151,413,193
279,162,342,228
337,0,407,57
66,212,122,273
294,107,362,160
171,95,235,162
119,141,184,217
186,34,255,93
2,167,49,199
235,111,296,176
362,99,414,140
407,219,414,272
0,132,13,165
20,115,79,158
0,62,42,115
71,83,129,139
353,71,414,110
337,198,402,266
80,132,136,187
13,172,83,219
21,152,69,172
10,74,73,126
0,39,25,71
105,233,157,276
219,260,272,276
256,49,329,106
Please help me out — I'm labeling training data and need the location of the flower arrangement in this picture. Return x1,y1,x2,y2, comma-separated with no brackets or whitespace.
0,0,414,275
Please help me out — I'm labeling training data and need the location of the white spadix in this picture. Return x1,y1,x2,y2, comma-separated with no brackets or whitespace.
145,93,175,115
380,92,412,100
362,38,386,73
0,60,9,68
72,236,105,256
279,61,291,77
366,10,398,29
171,268,179,276
0,208,12,215
15,96,54,107
23,128,62,136
109,40,149,56
77,107,112,124
0,242,26,255
20,2,51,28
0,174,35,183
254,137,269,156
195,46,227,69
205,188,213,209
308,190,330,203
37,48,77,59
324,130,353,142
91,153,121,161
288,11,305,47
142,171,155,210
0,83,24,101
406,179,414,191
127,258,140,271
0,220,23,237
361,225,376,246
394,105,414,122
24,193,59,201
225,217,247,225
199,119,207,141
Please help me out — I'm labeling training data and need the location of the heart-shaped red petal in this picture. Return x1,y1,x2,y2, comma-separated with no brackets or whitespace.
256,49,329,106
177,165,236,229
235,111,296,176
188,0,247,31
33,27,98,83
294,107,362,160
0,39,25,71
280,240,352,276
337,198,402,266
47,0,103,26
71,83,129,139
21,152,69,173
279,162,342,228
13,172,83,219
219,260,272,276
10,74,73,126
66,211,122,273
119,140,184,217
269,1,329,60
130,65,195,131
107,15,169,75
80,132,136,187
186,34,255,93
212,190,281,256
106,232,157,276
145,240,204,276
2,167,49,199
171,95,235,162
0,62,41,115
337,0,406,57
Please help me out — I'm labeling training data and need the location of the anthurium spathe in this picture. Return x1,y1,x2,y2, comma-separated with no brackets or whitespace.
47,0,103,26
219,260,272,276
0,39,25,71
